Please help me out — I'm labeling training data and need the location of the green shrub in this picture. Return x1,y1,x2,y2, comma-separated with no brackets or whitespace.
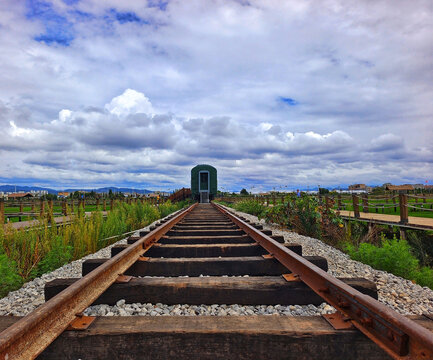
0,254,23,298
345,235,433,289
32,237,73,277
261,204,288,227
158,200,179,218
234,199,265,217
414,267,433,288
288,195,322,239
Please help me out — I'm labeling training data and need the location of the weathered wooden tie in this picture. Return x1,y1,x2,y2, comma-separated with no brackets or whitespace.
45,276,377,305
82,255,328,276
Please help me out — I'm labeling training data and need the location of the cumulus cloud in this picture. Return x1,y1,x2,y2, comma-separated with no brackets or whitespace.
105,89,154,117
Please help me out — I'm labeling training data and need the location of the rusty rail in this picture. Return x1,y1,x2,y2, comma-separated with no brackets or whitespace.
213,203,433,360
0,203,197,360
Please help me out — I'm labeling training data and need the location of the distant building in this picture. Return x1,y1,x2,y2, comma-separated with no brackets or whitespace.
57,192,70,198
385,184,414,193
8,192,34,199
348,184,366,191
412,184,425,190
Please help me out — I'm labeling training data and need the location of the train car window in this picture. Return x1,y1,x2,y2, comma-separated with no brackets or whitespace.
200,172,209,190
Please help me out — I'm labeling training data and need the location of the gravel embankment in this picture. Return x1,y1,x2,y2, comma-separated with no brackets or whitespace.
1,207,432,317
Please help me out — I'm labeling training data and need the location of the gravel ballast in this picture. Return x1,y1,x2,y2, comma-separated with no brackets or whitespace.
1,208,432,317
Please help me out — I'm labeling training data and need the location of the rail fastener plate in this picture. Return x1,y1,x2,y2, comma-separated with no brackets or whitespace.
67,316,96,331
282,273,301,282
322,312,354,330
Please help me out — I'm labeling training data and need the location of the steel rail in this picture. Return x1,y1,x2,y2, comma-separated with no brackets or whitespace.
0,203,197,360
213,203,433,360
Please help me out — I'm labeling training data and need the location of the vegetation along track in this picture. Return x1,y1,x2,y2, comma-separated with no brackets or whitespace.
1,203,433,359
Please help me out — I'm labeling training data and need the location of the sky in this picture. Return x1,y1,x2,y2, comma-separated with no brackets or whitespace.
0,0,432,192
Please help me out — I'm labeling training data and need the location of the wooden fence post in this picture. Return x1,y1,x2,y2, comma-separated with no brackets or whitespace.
96,198,100,209
399,193,408,224
352,194,360,218
362,194,369,213
70,199,74,214
48,200,53,214
393,196,397,212
325,196,330,212
19,199,23,213
62,200,67,216
103,200,107,211
40,199,45,217
337,194,342,210
0,198,4,224
31,201,35,211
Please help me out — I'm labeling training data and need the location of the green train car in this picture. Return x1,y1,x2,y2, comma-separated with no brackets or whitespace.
191,164,217,203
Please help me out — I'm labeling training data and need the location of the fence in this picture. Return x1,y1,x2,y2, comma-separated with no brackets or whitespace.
0,196,170,224
216,192,433,225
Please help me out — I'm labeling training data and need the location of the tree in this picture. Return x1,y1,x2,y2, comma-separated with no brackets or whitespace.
240,188,249,195
319,188,329,195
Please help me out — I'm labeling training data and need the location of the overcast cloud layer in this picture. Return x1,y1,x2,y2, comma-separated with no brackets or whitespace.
0,0,432,191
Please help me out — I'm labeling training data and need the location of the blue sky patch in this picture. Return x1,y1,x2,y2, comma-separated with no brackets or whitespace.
279,97,299,106
148,0,169,11
107,8,147,25
62,0,80,5
26,0,74,46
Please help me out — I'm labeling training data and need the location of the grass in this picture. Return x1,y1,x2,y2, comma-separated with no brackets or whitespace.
0,200,189,298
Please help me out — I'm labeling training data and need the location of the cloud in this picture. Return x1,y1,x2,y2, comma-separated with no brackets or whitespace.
370,133,404,152
0,0,432,189
105,89,154,117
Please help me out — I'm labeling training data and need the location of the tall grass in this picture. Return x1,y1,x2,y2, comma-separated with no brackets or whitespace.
0,200,188,297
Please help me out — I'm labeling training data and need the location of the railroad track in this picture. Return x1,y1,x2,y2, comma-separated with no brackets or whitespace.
0,203,433,359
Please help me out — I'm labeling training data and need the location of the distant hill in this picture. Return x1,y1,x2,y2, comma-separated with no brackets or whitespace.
0,185,152,195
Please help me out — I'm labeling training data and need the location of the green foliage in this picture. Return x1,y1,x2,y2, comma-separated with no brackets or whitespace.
32,237,73,277
158,200,179,218
240,188,249,195
345,236,433,289
261,204,288,226
0,254,23,297
233,199,265,217
288,195,322,238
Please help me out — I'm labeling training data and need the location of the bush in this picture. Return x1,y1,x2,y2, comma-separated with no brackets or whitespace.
32,237,73,277
261,204,289,227
234,199,265,217
0,254,23,297
345,235,433,289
